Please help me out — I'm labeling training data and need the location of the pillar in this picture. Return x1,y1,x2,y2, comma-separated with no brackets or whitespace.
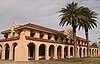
54,46,57,59
9,48,13,60
35,45,39,60
68,46,70,58
45,46,49,60
61,46,64,59
81,48,83,58
1,46,5,60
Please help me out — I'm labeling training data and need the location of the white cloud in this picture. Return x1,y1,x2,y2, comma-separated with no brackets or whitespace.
0,0,100,43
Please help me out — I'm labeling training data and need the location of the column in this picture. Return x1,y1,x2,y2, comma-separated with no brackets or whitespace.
35,45,39,60
45,46,49,60
85,48,87,57
81,48,83,58
1,46,5,60
68,46,70,58
9,48,13,60
61,46,64,59
54,46,57,59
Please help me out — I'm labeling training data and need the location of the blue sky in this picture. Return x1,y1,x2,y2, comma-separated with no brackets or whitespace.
0,0,100,44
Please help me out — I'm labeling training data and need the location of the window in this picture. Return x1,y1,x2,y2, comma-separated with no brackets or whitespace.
4,34,8,39
12,32,15,37
48,34,52,40
61,37,64,42
30,31,35,37
70,39,73,43
54,35,58,41
40,32,44,38
78,41,80,44
66,38,69,42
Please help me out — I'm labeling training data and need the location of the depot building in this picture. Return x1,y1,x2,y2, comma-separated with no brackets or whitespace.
0,23,99,61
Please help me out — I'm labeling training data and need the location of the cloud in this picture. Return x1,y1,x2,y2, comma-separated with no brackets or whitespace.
0,0,100,43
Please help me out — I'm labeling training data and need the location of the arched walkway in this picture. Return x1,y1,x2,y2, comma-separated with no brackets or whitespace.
39,44,45,60
79,48,82,58
0,44,2,59
49,45,54,60
12,43,18,60
27,43,35,60
64,46,68,58
57,46,62,59
70,47,73,56
83,48,85,57
5,44,10,60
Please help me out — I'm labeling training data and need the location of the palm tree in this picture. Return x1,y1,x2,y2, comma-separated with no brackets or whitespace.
78,7,98,57
59,2,84,58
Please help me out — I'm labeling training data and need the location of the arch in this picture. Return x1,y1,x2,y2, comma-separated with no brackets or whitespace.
39,44,46,60
27,43,35,60
0,44,2,59
79,48,82,58
12,42,18,60
49,45,54,60
83,48,85,57
95,49,96,56
70,47,73,56
92,49,94,57
57,45,62,59
64,46,68,58
90,49,91,56
5,43,10,60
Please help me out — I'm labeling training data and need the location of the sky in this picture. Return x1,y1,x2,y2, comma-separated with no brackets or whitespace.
0,0,100,44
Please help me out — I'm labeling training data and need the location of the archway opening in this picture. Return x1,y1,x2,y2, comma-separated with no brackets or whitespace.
64,46,68,58
5,44,10,60
12,43,18,60
90,49,91,57
70,47,73,56
0,45,2,59
79,48,82,58
39,44,45,60
92,49,94,57
57,46,61,59
83,48,85,57
27,43,35,60
95,49,96,56
49,45,54,60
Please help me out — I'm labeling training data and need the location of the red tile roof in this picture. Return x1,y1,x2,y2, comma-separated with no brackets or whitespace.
15,23,66,36
0,36,19,42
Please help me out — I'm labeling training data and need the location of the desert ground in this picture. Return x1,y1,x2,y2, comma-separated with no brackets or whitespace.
0,57,100,64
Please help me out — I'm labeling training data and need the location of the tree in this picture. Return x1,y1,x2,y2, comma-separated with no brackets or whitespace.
59,2,84,58
91,43,97,46
78,7,98,57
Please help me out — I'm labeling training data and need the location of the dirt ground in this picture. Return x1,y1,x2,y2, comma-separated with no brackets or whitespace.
0,57,100,64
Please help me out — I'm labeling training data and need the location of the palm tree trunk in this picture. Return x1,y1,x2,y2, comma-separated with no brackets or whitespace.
73,26,77,58
85,28,89,57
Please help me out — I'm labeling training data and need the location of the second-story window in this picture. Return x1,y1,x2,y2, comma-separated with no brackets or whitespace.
4,34,8,39
54,35,58,41
40,32,44,38
12,31,15,37
78,41,80,44
48,34,52,40
66,38,69,42
30,31,35,37
70,39,73,43
61,37,64,42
